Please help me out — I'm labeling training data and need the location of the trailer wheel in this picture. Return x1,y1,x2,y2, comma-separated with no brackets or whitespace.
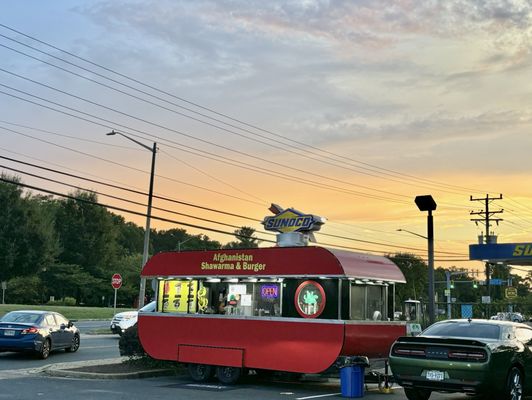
188,363,214,382
216,366,242,385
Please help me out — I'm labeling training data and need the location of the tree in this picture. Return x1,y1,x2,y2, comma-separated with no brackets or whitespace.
40,263,101,304
112,253,143,306
389,253,428,306
152,228,190,253
54,191,121,305
0,175,58,283
54,191,120,280
5,275,44,305
224,226,260,249
152,229,222,253
113,214,144,257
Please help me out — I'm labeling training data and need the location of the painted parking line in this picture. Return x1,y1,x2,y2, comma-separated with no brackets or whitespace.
164,383,239,392
296,393,341,399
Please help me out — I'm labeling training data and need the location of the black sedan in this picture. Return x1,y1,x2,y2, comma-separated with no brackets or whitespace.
390,319,532,400
0,310,80,359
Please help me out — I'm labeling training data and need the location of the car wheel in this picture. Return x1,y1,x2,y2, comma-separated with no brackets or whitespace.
38,339,51,359
404,387,431,400
503,367,523,400
188,363,214,382
216,366,242,385
65,334,80,352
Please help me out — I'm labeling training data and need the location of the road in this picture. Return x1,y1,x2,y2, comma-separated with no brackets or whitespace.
0,319,119,371
0,371,513,400
0,321,530,399
0,332,120,371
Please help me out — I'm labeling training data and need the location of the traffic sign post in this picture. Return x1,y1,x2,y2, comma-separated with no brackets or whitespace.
111,274,122,313
1,281,6,304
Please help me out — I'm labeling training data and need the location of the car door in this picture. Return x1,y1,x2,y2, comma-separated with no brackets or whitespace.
53,313,73,348
43,313,64,348
515,326,532,392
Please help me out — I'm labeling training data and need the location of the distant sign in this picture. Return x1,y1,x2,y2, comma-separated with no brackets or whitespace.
505,287,518,299
111,273,122,289
477,279,506,286
469,242,532,263
262,207,325,234
481,296,491,304
1,281,6,290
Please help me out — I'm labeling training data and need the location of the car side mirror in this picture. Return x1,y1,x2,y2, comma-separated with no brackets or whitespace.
60,323,67,330
67,321,74,328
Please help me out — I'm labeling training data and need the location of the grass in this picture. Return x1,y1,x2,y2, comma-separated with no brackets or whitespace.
0,304,135,320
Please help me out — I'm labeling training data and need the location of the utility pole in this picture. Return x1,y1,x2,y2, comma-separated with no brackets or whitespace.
470,194,503,318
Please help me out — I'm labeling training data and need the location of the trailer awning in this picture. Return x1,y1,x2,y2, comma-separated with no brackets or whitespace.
142,246,406,283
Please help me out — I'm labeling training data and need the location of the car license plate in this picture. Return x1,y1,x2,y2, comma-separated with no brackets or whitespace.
3,330,15,336
426,370,444,381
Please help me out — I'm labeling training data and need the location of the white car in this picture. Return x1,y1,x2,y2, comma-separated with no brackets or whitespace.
490,311,524,323
110,301,156,335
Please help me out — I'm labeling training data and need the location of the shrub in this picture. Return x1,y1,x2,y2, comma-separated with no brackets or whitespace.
119,324,146,357
47,297,77,306
119,325,182,373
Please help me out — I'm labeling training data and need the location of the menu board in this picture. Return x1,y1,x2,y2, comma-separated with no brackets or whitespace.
158,280,198,312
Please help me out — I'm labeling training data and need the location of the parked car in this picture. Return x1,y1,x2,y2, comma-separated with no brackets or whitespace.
110,301,155,335
0,310,80,359
491,312,524,323
390,319,532,400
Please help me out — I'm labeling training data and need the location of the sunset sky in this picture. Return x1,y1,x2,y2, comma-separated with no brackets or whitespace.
1,1,532,276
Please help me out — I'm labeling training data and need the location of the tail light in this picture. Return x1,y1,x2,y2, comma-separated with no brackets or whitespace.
448,350,487,361
393,346,426,357
21,327,39,335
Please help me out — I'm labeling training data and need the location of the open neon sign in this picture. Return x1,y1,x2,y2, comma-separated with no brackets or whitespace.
261,284,279,299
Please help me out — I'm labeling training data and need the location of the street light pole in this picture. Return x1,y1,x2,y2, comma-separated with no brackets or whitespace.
107,130,156,308
414,195,437,326
427,208,435,324
396,228,427,240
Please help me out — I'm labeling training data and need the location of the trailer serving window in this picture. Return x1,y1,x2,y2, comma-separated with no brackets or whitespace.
157,277,388,322
350,282,387,321
157,278,281,317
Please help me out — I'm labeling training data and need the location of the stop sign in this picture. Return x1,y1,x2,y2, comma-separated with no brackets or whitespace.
111,273,122,289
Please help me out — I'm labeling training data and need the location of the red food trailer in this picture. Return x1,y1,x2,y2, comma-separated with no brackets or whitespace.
138,246,406,384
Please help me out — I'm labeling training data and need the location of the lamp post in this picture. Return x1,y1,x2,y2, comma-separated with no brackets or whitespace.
414,195,437,325
107,130,156,308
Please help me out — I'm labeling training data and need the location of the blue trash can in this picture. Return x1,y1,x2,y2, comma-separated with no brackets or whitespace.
340,365,364,398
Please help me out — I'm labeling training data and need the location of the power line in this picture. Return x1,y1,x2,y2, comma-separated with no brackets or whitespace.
0,122,265,206
0,173,471,260
0,72,419,203
0,175,273,243
0,24,486,195
0,91,414,204
0,163,272,237
0,154,469,255
0,154,260,223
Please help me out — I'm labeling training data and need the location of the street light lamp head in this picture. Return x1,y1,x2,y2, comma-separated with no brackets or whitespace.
106,130,117,136
415,195,437,212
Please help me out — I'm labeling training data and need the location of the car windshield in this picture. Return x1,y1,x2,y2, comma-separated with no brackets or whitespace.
139,301,156,312
423,322,500,339
1,312,42,324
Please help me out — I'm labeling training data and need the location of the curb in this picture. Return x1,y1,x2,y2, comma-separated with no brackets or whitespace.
43,366,175,379
39,357,175,380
